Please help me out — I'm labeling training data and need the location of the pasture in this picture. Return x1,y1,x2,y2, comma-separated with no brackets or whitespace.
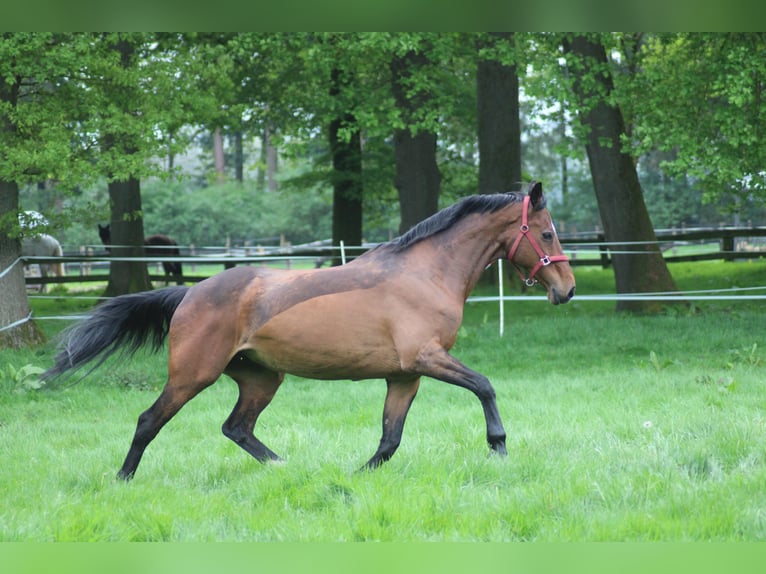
1,260,765,541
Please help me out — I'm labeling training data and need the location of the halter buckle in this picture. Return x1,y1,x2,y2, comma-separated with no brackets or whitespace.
541,255,551,266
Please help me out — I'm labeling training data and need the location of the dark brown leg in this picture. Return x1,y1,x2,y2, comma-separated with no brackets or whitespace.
117,327,232,481
117,378,214,480
416,346,507,456
362,376,420,470
222,356,284,464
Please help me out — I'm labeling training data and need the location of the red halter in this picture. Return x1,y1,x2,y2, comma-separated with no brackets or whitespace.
507,195,569,287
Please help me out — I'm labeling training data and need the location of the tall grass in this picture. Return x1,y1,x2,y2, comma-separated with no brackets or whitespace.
1,260,765,541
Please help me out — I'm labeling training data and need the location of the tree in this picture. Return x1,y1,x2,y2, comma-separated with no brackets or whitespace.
99,36,152,296
562,34,678,313
212,127,226,183
391,46,441,234
627,33,766,206
0,182,45,348
477,32,522,194
0,51,39,348
89,33,228,295
0,33,90,347
328,66,363,263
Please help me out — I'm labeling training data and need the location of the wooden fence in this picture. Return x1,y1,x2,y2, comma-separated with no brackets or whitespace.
22,226,766,289
559,226,766,268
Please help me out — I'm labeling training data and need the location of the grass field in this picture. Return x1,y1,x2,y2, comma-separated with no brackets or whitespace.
1,260,765,541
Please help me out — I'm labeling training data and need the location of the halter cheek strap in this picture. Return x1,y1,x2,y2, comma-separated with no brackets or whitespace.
507,195,569,287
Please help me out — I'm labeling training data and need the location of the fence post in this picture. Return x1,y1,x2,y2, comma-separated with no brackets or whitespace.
498,259,504,337
598,233,610,268
224,236,234,270
722,232,735,262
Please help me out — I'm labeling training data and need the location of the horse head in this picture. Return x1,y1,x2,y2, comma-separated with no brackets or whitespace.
97,224,112,252
505,182,576,305
97,224,110,243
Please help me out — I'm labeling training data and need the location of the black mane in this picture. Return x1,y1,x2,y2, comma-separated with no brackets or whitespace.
391,192,528,252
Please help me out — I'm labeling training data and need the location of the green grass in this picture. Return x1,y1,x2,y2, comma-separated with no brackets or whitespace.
1,260,765,541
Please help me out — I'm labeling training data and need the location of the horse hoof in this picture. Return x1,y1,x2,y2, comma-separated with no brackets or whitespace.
489,443,508,457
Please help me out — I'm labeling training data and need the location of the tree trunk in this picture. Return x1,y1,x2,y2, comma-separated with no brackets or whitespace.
329,68,363,266
234,130,244,182
258,125,278,192
391,50,441,234
477,32,521,194
101,37,152,297
265,126,278,192
213,127,226,183
0,180,46,348
257,129,266,190
563,35,679,313
559,109,569,196
0,68,45,348
104,178,152,297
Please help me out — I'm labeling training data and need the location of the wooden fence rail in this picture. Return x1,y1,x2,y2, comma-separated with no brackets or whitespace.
21,226,766,288
558,226,766,267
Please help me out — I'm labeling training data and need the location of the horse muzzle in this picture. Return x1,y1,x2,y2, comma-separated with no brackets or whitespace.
549,285,576,305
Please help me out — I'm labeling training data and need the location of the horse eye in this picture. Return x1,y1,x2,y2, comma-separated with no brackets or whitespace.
542,231,554,242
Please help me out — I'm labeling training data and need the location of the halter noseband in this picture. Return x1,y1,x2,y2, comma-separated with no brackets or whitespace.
507,195,569,287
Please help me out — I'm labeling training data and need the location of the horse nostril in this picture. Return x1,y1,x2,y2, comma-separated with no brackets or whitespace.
568,287,576,300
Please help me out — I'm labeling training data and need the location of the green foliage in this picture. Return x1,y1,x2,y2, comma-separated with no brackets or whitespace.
625,33,766,204
646,350,676,372
549,171,602,230
0,34,90,190
140,180,332,246
6,33,766,252
523,32,766,222
727,343,762,368
0,363,46,393
0,33,233,193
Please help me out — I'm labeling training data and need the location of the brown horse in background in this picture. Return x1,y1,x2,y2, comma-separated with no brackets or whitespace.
98,224,183,285
46,182,575,480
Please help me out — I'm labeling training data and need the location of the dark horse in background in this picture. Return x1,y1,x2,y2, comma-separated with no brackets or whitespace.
98,224,183,286
48,182,575,480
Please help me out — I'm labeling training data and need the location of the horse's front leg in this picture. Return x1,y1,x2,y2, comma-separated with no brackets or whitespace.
416,345,507,456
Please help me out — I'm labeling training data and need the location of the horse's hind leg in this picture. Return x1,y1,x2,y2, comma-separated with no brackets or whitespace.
38,264,47,293
173,262,184,286
161,263,171,286
222,355,284,464
117,334,228,480
362,376,420,470
117,376,216,480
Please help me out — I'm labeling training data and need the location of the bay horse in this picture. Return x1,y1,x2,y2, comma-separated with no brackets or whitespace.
98,224,183,285
45,182,575,480
21,233,65,292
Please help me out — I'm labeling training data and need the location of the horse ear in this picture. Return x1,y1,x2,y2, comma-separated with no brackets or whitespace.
528,181,543,208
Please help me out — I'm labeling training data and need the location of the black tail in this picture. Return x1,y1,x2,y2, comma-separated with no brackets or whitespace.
42,286,189,382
